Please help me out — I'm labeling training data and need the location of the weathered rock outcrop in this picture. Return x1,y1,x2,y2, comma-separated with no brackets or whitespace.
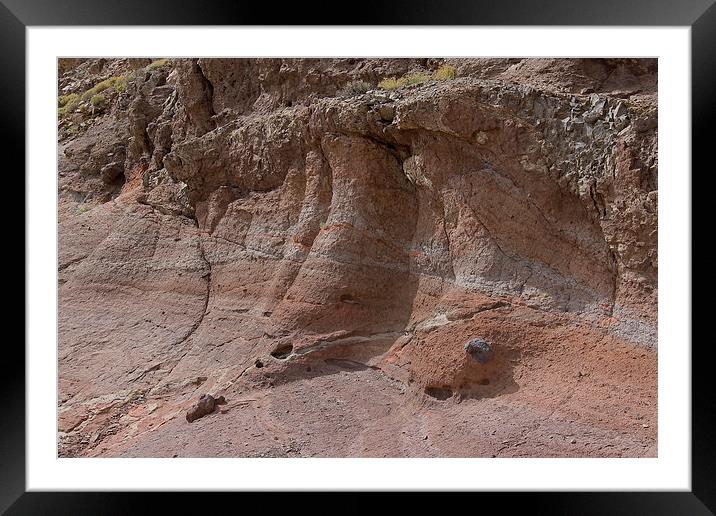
58,58,657,458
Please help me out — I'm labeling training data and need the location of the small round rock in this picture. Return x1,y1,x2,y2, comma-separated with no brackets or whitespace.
464,338,494,364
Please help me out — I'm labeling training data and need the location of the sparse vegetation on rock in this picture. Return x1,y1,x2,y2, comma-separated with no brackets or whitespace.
378,67,456,90
147,58,170,70
90,93,105,107
433,64,456,81
378,72,430,90
340,80,371,96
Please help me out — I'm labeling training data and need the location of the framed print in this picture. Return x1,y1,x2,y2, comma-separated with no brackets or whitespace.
7,0,710,512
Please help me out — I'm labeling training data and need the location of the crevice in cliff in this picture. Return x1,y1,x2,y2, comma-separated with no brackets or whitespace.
519,268,535,296
152,236,212,386
608,247,619,314
291,331,403,359
58,255,88,273
588,183,607,219
255,331,405,387
410,300,511,333
361,133,412,165
463,202,519,266
195,60,216,126
438,198,457,280
447,300,511,321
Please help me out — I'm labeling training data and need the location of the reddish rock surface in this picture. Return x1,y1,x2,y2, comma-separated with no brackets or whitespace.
58,58,657,458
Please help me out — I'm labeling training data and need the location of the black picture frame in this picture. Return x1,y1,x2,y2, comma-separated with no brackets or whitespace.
7,0,710,512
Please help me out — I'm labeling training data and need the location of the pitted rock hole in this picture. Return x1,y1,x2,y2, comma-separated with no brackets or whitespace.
340,293,359,304
425,386,453,400
271,343,294,360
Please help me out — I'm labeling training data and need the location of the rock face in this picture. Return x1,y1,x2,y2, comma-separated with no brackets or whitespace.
58,58,657,458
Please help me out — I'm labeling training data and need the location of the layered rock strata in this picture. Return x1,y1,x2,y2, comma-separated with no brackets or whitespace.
58,58,657,458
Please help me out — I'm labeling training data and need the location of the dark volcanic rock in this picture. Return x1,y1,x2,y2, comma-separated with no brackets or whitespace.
464,339,494,364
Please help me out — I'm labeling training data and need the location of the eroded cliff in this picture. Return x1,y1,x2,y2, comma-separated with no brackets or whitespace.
58,58,657,457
